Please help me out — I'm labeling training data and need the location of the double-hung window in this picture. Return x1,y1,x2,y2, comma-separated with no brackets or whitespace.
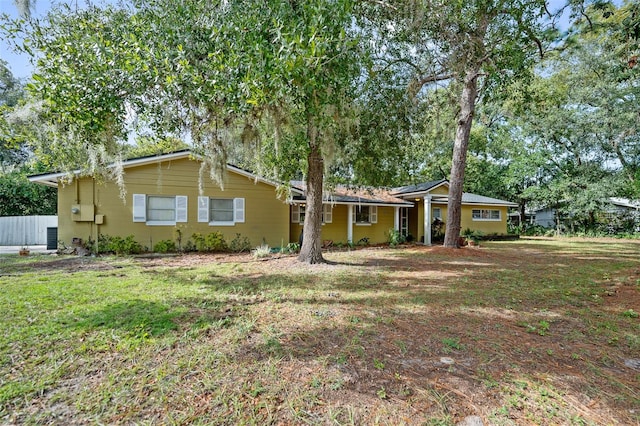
132,194,188,226
198,196,245,225
471,209,501,221
291,204,332,224
353,205,378,225
433,207,442,220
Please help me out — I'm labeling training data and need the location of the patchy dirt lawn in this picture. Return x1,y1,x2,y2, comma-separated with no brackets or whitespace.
1,238,639,425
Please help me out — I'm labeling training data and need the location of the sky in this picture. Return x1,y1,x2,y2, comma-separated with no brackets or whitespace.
1,0,576,82
1,0,118,80
0,0,40,79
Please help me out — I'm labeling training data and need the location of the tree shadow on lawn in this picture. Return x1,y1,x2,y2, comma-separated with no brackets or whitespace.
231,299,638,424
72,300,179,338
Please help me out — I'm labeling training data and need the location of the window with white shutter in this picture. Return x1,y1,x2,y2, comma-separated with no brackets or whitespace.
291,205,301,223
234,198,245,223
133,194,146,222
204,197,246,226
353,205,377,225
133,194,188,226
175,196,188,223
323,204,332,223
291,204,331,224
198,196,210,222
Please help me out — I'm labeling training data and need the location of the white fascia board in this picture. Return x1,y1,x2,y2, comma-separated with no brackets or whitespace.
463,202,519,207
429,198,518,207
290,200,413,208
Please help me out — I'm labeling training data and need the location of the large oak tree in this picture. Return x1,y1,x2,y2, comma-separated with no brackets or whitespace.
19,0,363,263
367,0,562,246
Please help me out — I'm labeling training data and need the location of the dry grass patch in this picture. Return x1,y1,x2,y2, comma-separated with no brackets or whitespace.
1,238,639,425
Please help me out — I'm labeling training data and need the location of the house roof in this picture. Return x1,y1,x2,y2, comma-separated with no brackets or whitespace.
609,197,640,209
28,150,303,194
458,193,519,207
29,150,517,208
391,179,448,197
291,181,413,207
392,178,517,207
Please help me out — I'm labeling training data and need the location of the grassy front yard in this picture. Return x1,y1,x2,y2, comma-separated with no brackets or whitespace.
1,238,639,425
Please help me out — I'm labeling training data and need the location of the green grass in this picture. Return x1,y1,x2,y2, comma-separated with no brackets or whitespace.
1,238,639,424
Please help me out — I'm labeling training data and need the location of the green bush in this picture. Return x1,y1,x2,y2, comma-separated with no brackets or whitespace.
191,232,228,252
191,233,206,251
205,231,228,252
183,240,197,252
386,229,406,247
153,239,176,253
461,228,483,242
280,242,300,254
229,233,252,252
97,234,143,255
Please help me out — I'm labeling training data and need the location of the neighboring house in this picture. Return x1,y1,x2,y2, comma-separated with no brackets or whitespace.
533,207,557,229
534,198,640,230
607,198,640,216
29,151,518,249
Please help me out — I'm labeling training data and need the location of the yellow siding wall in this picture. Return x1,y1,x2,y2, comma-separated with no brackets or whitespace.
430,186,449,195
58,158,290,249
354,206,395,244
410,201,509,242
289,204,398,245
460,205,509,234
414,201,424,242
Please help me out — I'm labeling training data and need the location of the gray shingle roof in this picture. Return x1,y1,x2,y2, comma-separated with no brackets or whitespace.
460,193,518,207
391,179,447,195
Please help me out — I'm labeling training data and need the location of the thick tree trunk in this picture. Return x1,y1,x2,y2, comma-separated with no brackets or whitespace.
298,117,325,264
443,69,479,248
520,202,527,227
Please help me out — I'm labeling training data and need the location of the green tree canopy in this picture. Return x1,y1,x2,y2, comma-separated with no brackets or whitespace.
18,0,364,262
364,0,561,246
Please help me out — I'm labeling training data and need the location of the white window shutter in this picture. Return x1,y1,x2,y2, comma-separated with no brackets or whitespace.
371,206,378,223
175,196,188,223
292,205,300,223
234,198,245,223
352,206,357,223
198,196,209,223
133,194,146,222
323,204,332,223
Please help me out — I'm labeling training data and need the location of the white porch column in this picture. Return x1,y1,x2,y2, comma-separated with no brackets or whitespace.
394,206,400,232
424,196,432,245
347,204,353,243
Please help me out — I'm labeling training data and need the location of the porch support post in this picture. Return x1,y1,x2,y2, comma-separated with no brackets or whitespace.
394,206,400,232
424,196,432,245
347,204,353,243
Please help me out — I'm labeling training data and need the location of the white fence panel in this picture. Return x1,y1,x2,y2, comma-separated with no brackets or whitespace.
0,216,58,246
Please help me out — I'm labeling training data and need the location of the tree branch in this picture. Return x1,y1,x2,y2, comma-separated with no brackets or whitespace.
416,72,455,87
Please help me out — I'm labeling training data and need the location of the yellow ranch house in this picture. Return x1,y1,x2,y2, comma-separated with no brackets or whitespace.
29,151,517,250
